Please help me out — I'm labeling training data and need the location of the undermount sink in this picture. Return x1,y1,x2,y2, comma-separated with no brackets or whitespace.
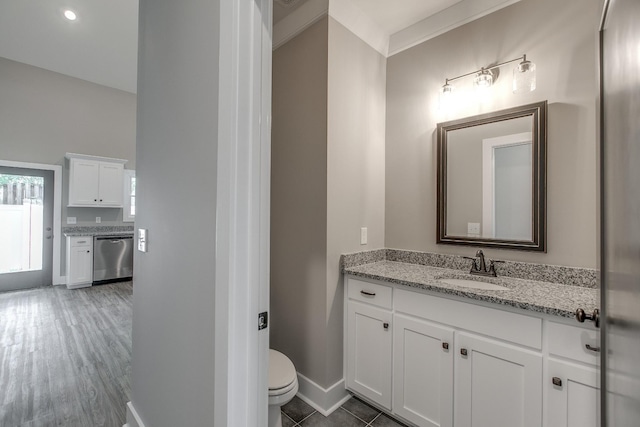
439,278,508,291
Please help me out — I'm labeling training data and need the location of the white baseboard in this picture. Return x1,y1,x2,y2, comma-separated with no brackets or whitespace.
296,373,351,417
124,401,145,427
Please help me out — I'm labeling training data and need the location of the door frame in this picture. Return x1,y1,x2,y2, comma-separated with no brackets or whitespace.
0,159,63,285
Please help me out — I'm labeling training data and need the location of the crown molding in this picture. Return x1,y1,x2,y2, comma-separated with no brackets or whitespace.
388,0,523,57
273,0,329,50
273,0,523,58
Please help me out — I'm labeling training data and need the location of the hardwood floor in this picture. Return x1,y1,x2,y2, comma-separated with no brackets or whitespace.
0,282,132,427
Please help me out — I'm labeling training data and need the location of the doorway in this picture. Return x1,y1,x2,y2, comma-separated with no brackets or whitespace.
0,166,54,291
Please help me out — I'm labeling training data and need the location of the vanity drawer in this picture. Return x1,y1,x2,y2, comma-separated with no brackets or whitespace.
395,289,542,349
348,278,392,309
548,322,600,365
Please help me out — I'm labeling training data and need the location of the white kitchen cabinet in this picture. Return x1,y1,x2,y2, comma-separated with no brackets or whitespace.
393,314,454,427
66,153,127,207
66,236,93,289
346,280,393,410
455,332,543,427
547,322,600,427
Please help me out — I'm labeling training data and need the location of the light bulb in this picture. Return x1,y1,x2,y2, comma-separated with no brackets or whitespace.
440,82,454,111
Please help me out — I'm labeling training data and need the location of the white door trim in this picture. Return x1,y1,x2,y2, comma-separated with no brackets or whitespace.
0,159,63,285
215,0,271,426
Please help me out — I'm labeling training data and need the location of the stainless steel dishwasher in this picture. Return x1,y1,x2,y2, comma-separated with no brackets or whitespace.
93,235,134,284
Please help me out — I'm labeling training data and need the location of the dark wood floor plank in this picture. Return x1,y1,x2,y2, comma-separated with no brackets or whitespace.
0,282,132,427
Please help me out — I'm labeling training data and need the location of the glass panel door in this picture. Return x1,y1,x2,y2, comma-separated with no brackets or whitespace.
0,167,54,291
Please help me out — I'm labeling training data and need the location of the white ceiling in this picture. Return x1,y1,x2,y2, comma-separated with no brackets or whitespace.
0,0,139,93
0,0,516,94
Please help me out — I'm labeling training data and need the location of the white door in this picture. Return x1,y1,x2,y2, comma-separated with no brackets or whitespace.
455,332,543,427
0,166,54,291
393,313,454,427
346,300,393,409
547,359,600,427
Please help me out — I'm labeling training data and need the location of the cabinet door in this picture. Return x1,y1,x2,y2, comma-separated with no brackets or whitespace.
393,314,454,427
68,246,93,285
346,300,392,410
547,359,600,427
98,162,124,206
455,332,542,427
69,159,100,205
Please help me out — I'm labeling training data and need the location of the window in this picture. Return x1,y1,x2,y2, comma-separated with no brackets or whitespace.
123,170,136,222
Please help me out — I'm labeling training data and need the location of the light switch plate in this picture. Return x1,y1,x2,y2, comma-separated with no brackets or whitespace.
67,217,76,224
138,228,148,252
360,227,368,245
467,222,480,236
95,217,101,223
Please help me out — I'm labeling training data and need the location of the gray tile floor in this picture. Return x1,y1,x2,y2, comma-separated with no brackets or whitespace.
281,395,409,427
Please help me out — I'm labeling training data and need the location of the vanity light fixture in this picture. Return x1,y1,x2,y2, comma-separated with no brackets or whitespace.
441,54,536,98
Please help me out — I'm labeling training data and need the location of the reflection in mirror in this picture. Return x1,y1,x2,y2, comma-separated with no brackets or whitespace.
437,101,546,251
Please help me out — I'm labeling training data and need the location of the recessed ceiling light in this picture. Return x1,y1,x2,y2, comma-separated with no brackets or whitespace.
63,9,77,21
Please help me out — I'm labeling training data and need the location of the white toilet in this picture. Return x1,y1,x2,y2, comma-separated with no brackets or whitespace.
268,349,299,427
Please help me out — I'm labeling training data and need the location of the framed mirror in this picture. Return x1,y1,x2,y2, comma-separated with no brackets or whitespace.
436,101,547,251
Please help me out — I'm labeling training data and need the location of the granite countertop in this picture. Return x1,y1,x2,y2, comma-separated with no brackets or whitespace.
62,226,135,237
64,230,135,237
344,260,598,319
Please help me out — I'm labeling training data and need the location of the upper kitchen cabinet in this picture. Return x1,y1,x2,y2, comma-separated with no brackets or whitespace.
66,153,128,207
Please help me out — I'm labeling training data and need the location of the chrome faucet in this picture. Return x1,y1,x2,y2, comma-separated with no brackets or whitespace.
463,250,503,277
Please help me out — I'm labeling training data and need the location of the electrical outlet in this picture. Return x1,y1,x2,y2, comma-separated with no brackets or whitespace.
360,227,368,245
95,217,101,223
467,222,480,236
67,217,76,224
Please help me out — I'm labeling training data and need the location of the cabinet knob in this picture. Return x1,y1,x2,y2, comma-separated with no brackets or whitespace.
552,377,563,387
442,342,449,350
94,199,97,202
86,250,90,253
100,199,103,202
460,348,468,356
383,322,389,330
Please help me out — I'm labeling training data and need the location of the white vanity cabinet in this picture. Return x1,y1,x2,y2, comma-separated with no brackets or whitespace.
392,313,454,427
66,153,127,207
455,332,542,427
345,279,393,410
66,236,93,289
546,322,600,427
344,275,591,427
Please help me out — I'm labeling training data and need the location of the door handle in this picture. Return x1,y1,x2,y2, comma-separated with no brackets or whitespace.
585,344,601,353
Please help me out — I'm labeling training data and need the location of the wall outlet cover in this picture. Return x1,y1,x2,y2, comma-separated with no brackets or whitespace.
67,217,77,224
96,217,101,223
360,227,368,245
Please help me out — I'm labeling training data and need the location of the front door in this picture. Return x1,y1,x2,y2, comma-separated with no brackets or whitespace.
0,166,54,291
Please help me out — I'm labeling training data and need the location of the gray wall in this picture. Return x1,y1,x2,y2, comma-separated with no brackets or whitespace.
131,0,219,425
0,56,137,274
271,16,386,390
271,17,329,384
385,0,600,268
326,17,386,386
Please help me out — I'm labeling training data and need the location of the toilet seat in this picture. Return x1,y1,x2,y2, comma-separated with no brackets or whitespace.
269,349,297,397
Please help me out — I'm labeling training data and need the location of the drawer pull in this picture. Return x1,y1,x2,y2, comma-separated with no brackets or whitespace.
460,348,468,356
360,290,376,297
442,342,449,350
552,377,563,387
77,240,87,244
585,344,601,353
383,322,389,330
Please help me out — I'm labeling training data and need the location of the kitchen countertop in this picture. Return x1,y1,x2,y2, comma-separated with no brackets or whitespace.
344,260,598,319
64,231,134,237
